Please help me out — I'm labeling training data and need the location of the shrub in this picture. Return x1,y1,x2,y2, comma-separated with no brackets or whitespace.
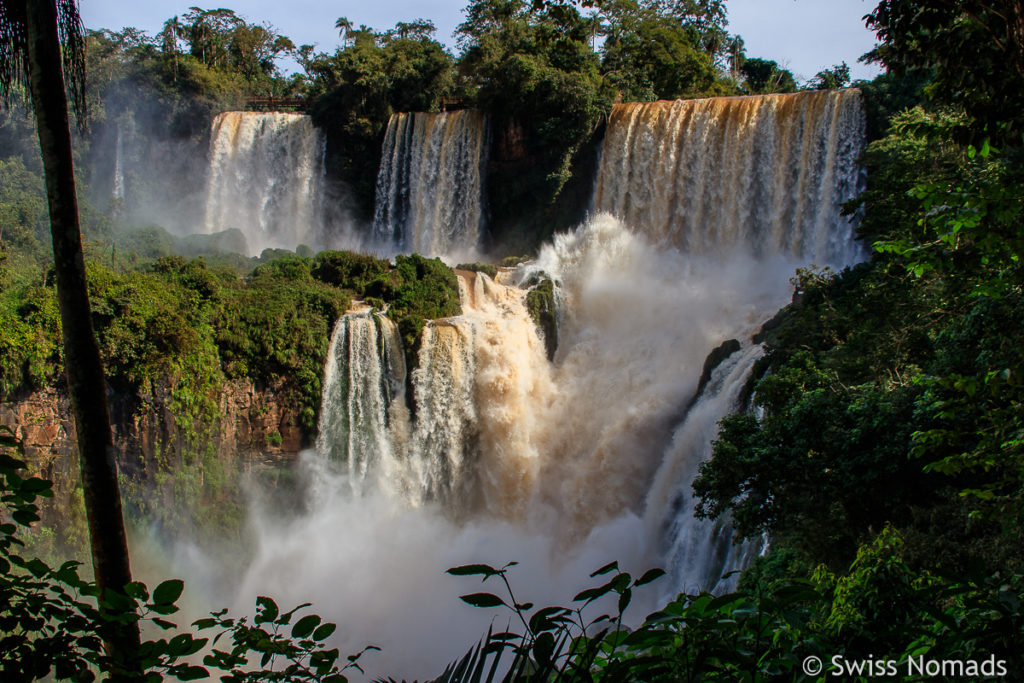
311,250,391,293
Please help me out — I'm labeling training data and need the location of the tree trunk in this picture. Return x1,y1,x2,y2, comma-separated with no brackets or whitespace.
23,0,141,672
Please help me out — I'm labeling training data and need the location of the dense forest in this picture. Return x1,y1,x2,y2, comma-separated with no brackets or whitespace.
2,0,1024,680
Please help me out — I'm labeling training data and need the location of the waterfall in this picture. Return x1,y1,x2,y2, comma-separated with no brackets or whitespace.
408,272,553,517
310,92,866,593
594,90,865,264
203,112,325,255
112,126,125,202
226,92,866,678
317,273,552,516
372,110,488,256
643,344,766,595
317,310,407,493
518,216,804,553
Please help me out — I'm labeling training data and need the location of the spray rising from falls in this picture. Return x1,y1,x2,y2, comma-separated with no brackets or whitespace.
643,344,766,593
407,272,554,517
595,90,865,263
204,112,326,255
372,110,488,256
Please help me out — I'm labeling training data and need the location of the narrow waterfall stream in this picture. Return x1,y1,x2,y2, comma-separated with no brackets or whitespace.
372,110,489,256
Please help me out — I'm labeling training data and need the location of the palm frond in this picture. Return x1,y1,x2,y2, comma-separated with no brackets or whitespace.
0,0,85,121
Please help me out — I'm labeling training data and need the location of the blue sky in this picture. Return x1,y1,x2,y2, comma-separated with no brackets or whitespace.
80,0,883,83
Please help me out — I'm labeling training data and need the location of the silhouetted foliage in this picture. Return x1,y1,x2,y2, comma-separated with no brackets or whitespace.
739,57,796,94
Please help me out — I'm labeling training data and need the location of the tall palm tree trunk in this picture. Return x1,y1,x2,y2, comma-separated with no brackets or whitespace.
23,0,140,669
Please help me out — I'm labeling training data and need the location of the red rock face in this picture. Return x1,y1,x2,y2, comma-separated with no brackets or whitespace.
0,378,305,490
215,379,305,461
0,389,76,465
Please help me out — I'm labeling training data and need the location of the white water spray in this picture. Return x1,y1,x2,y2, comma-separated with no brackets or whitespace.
316,311,406,493
112,126,126,203
232,214,808,678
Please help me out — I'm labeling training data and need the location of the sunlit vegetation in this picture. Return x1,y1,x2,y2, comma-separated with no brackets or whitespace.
525,275,557,360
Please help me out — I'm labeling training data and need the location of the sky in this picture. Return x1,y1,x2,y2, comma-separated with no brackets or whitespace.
79,0,883,83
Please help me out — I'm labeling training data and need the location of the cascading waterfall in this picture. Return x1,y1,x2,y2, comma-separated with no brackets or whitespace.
518,217,804,550
594,90,865,263
209,91,867,680
372,110,488,256
584,90,866,594
316,310,406,493
203,112,325,255
408,272,554,517
317,272,553,516
643,344,767,594
312,213,808,586
404,319,481,506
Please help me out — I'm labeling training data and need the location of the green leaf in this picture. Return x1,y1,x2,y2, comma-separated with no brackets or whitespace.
459,592,507,608
590,561,618,577
634,568,666,587
533,631,555,667
618,588,632,614
490,631,523,641
153,579,185,606
125,582,150,602
447,563,500,577
274,601,311,625
25,558,48,577
255,596,279,623
20,477,53,494
529,606,567,633
312,622,337,641
169,634,195,657
173,666,209,681
149,602,178,616
292,614,322,639
574,577,622,604
12,509,39,526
